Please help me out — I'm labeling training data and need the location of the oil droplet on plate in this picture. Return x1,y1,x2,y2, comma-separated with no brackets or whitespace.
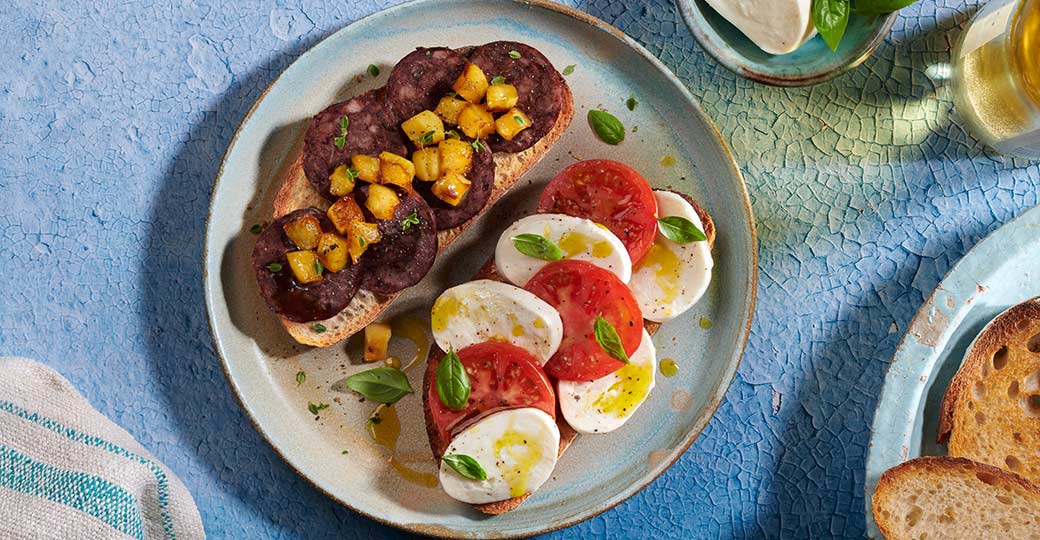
659,358,679,377
660,155,676,167
699,317,713,330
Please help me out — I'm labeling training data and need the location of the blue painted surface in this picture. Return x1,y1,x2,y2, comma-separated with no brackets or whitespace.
1,0,1038,538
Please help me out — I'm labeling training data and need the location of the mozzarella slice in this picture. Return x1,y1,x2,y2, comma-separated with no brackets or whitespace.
431,279,563,365
630,191,714,323
495,213,631,286
702,0,817,55
559,329,656,434
439,408,560,504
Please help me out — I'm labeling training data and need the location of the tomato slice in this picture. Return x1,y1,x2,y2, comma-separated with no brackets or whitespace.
537,159,658,263
524,260,643,381
426,341,555,453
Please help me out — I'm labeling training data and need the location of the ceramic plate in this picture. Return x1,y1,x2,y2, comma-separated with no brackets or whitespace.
865,204,1040,538
204,0,756,537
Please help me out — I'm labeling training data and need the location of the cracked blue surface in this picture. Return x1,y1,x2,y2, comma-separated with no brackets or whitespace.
2,0,1039,538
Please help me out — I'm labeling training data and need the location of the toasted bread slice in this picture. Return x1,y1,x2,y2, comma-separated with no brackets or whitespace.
937,297,1040,484
424,200,715,515
872,456,1040,540
270,85,574,347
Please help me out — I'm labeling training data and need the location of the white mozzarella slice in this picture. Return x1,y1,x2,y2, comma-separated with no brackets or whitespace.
431,279,563,365
495,213,631,286
439,408,560,504
558,329,656,434
702,0,817,55
630,191,714,323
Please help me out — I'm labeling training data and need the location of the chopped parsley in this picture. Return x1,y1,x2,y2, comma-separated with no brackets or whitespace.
367,64,379,77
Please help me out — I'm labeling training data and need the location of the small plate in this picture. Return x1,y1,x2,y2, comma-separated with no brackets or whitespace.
865,204,1040,538
204,0,757,537
675,0,897,87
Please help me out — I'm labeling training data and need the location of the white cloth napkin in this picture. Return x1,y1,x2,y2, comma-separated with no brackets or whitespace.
0,357,204,539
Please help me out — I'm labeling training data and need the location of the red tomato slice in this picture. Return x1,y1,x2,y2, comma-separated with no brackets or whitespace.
537,159,658,263
426,341,555,453
523,260,643,381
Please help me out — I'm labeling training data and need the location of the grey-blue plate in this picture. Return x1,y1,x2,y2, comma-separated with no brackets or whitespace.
865,204,1040,537
204,0,756,537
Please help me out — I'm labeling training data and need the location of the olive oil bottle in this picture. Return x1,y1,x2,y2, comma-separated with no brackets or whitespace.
953,0,1040,159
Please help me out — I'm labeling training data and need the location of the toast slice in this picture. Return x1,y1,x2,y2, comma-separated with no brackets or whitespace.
269,85,574,347
872,456,1040,540
937,297,1040,484
424,200,715,515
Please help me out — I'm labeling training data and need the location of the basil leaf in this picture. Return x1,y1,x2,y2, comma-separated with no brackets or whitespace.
594,315,629,364
443,454,488,481
436,347,470,409
562,64,576,76
345,367,413,404
812,0,851,51
490,75,506,85
587,110,625,145
367,64,380,77
657,216,707,243
512,233,563,261
851,0,917,14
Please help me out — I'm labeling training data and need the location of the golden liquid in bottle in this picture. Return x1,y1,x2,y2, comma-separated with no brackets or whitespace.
953,0,1040,158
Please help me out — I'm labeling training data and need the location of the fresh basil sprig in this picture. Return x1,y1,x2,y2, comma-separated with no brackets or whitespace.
594,315,629,364
657,216,707,243
512,233,563,261
588,110,625,145
345,367,413,404
436,347,470,410
443,454,488,480
812,0,850,52
852,0,917,15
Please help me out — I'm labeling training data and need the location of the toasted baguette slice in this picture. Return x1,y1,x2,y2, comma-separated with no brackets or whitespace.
873,456,1040,540
269,85,574,347
425,199,715,515
937,297,1040,484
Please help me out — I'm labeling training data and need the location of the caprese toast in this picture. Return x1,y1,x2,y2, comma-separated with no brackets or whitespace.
252,42,574,347
421,160,716,513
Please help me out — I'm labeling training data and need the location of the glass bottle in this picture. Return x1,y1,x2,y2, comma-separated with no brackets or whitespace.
952,0,1040,159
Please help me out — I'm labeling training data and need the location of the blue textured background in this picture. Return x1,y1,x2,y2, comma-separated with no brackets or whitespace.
2,0,1038,538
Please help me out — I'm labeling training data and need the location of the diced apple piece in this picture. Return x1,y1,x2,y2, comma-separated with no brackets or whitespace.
365,184,400,220
286,250,323,284
412,148,440,182
378,152,415,187
401,110,445,148
316,232,350,273
495,108,533,141
431,173,471,206
348,221,382,264
326,197,365,235
485,83,519,112
458,103,495,139
329,164,356,196
452,63,489,104
439,139,473,175
351,154,381,183
435,96,469,125
364,322,392,362
282,214,322,250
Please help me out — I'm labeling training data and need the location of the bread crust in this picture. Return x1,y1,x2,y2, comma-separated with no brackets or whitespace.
424,203,715,514
269,84,574,347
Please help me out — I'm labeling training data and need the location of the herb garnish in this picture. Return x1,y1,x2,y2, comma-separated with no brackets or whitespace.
249,224,263,234
296,371,306,385
562,64,576,76
490,75,506,85
344,367,413,404
508,50,521,59
626,94,638,111
334,116,350,150
656,216,707,243
812,0,850,51
419,130,436,147
588,110,625,145
402,211,420,232
446,91,458,98
435,347,470,410
471,139,486,152
593,315,629,364
308,402,330,415
512,233,563,261
266,262,283,273
313,260,324,275
445,129,461,139
514,115,526,126
367,64,380,77
443,454,488,481
312,323,327,333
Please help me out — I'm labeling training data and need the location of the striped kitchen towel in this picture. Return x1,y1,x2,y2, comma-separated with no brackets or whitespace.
0,357,204,539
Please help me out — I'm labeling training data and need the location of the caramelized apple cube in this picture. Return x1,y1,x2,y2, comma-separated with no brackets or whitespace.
452,63,489,104
364,322,392,361
412,148,440,181
316,232,350,273
329,164,356,196
485,83,519,112
378,152,415,187
286,250,323,284
282,214,322,250
401,110,445,148
326,197,365,235
431,173,471,206
348,221,382,264
351,154,381,183
365,184,400,220
495,108,533,141
439,139,473,175
435,96,469,125
458,103,496,139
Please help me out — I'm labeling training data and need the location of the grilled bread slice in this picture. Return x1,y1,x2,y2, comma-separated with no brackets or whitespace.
937,297,1040,484
270,85,574,347
872,456,1040,540
423,199,715,515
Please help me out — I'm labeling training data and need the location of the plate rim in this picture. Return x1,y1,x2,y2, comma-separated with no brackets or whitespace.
863,204,1040,537
202,0,759,536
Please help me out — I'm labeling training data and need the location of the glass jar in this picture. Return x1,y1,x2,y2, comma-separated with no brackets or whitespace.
952,0,1040,159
